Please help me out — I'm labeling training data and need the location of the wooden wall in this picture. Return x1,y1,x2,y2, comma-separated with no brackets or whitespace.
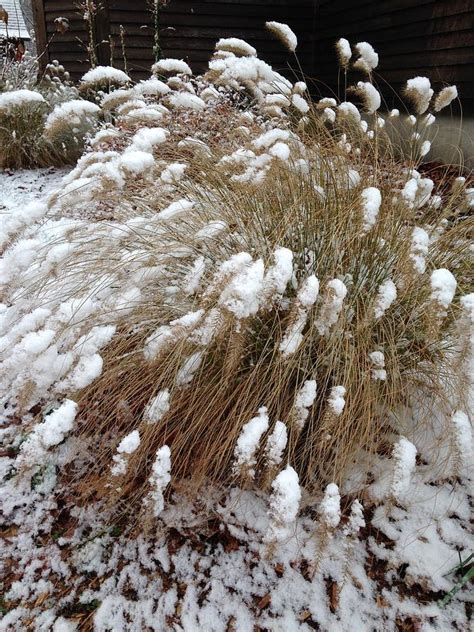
33,0,316,81
33,0,474,115
313,0,474,114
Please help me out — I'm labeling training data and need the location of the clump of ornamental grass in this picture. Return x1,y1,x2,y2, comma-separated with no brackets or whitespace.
2,30,472,527
0,89,49,168
11,125,470,521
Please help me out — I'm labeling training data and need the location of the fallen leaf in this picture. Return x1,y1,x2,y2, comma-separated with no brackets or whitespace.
329,581,339,613
257,593,271,610
298,609,311,621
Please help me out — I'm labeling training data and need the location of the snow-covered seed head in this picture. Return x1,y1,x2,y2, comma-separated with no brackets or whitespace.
355,82,381,114
111,429,140,476
374,279,397,320
315,279,347,336
433,85,458,112
261,247,293,303
215,37,256,58
151,58,192,77
343,499,365,537
294,379,317,430
264,465,301,543
369,351,386,381
420,140,431,157
265,420,288,468
265,22,298,52
430,268,457,316
451,411,473,476
360,187,382,232
390,436,417,502
353,42,379,73
279,275,319,357
144,389,170,424
233,406,270,478
327,385,346,416
409,227,429,274
335,38,351,69
319,483,341,529
404,76,433,115
147,445,171,517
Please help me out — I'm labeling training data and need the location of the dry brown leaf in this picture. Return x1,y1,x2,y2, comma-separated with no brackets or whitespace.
257,593,271,610
298,609,311,621
34,592,50,607
329,581,339,613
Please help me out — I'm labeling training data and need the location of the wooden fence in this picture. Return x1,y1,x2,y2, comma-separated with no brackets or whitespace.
33,0,474,113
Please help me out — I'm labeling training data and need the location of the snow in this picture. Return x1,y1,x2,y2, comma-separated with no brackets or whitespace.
264,421,288,467
279,275,319,356
31,399,78,449
294,380,317,430
216,37,256,57
374,279,397,319
117,430,140,454
353,42,379,73
357,81,381,113
390,436,417,502
298,275,319,307
80,66,131,86
315,279,347,336
262,247,293,301
44,100,100,133
337,101,361,123
176,351,203,386
430,268,457,312
147,445,171,517
335,38,351,67
0,37,471,632
118,150,155,175
410,226,429,274
252,128,290,149
218,258,264,320
265,21,298,52
127,127,168,153
152,58,192,76
144,390,171,424
291,94,309,114
168,92,206,111
233,407,269,478
451,411,473,474
343,499,365,536
369,350,387,381
405,76,434,115
264,466,301,542
134,78,171,96
327,385,346,416
0,89,45,111
319,483,341,529
269,141,291,160
420,140,431,157
360,186,381,232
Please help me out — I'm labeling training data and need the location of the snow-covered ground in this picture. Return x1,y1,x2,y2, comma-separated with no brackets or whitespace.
0,168,68,210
